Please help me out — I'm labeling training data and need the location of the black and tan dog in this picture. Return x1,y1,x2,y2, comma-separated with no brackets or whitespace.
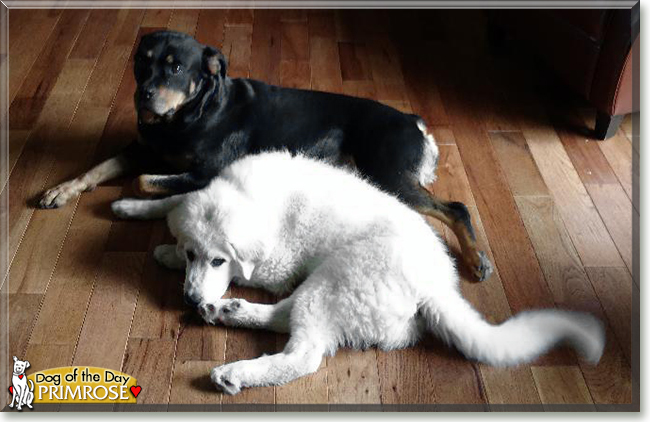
38,30,492,281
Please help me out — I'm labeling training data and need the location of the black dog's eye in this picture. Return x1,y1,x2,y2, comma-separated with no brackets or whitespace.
210,258,226,267
172,63,182,74
186,250,195,262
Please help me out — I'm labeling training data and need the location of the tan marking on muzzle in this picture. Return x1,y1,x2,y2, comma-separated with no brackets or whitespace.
190,80,196,94
157,86,187,113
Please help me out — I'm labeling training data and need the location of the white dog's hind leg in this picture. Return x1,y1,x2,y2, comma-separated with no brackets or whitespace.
210,336,325,395
111,195,185,220
201,297,293,333
154,244,186,269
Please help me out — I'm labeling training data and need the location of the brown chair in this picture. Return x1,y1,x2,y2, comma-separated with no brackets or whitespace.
487,5,639,139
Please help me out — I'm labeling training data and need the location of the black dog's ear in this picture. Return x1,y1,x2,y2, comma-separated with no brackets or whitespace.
203,46,227,79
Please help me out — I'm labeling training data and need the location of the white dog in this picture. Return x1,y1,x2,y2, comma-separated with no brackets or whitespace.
9,356,34,410
112,152,605,395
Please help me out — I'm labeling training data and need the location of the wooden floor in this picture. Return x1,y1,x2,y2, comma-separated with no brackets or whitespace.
1,9,636,408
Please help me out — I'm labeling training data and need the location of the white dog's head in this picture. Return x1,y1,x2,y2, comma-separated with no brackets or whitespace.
168,181,260,308
13,356,30,375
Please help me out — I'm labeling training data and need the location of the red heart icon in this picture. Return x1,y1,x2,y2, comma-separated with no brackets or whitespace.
130,386,142,398
18,375,23,380
8,386,13,394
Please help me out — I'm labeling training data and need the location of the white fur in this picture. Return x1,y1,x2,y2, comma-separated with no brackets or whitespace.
112,152,605,395
416,120,439,186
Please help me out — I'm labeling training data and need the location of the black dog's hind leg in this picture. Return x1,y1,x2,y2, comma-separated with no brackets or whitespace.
135,172,211,197
404,184,494,282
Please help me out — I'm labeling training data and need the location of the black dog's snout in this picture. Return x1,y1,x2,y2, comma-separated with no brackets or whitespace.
142,87,156,100
184,293,201,308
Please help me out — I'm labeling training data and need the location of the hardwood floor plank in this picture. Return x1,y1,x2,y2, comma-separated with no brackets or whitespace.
489,131,550,197
69,9,120,59
226,9,254,27
309,10,337,40
5,130,31,191
221,25,253,79
8,9,62,104
169,360,222,405
531,366,594,406
249,9,281,84
522,125,624,268
279,60,310,89
73,252,145,369
341,80,376,100
168,9,199,35
515,196,632,402
27,186,121,346
142,9,172,28
430,125,455,145
585,183,633,276
10,9,89,130
584,267,634,364
5,293,42,358
309,11,342,94
338,42,372,81
120,338,177,405
129,222,184,340
327,349,380,404
281,21,309,61
4,59,95,290
480,366,541,405
195,10,226,49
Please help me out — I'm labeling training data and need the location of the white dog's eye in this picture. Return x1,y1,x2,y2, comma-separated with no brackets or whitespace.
211,258,226,267
187,250,195,262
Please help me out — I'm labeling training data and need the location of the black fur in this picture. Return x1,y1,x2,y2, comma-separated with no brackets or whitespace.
130,30,431,205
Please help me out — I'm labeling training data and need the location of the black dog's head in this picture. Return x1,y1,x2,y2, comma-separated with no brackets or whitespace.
134,30,227,124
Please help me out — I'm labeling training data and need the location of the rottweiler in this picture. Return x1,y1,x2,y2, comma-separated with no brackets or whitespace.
38,30,492,281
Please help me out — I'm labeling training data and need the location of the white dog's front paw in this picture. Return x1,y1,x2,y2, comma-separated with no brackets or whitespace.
38,179,89,209
210,364,242,395
200,299,246,326
153,244,185,270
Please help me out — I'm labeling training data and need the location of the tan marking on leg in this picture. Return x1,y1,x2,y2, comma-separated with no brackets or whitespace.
134,174,173,197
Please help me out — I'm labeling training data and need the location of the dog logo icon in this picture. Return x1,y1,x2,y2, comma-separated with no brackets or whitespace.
8,356,34,410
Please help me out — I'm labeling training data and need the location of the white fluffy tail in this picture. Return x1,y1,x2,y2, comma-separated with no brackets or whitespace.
111,195,186,220
421,293,605,367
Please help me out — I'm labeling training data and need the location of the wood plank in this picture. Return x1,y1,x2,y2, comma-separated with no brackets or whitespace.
338,42,372,81
309,10,337,40
279,60,310,89
129,222,184,340
585,267,634,364
8,9,62,103
489,131,550,197
195,10,226,49
5,130,30,189
341,80,375,100
281,21,309,61
28,186,121,345
167,9,200,35
327,349,380,404
480,367,541,406
249,9,281,85
226,9,254,27
531,366,594,406
515,196,633,402
4,58,95,290
73,252,145,369
120,338,177,405
7,107,110,295
142,9,172,28
24,344,76,371
309,36,342,94
169,360,222,405
522,125,624,268
69,9,120,59
6,293,42,358
9,9,90,130
221,25,252,79
585,183,633,275
430,125,456,146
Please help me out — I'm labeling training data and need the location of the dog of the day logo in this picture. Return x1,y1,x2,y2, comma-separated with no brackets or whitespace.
7,358,141,410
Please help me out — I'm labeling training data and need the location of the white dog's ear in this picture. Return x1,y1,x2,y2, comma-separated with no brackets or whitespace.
13,356,18,362
25,361,30,369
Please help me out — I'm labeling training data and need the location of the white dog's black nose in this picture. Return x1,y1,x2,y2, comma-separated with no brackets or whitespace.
184,293,201,308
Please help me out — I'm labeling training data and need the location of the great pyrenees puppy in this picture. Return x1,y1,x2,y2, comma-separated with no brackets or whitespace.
112,152,605,395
